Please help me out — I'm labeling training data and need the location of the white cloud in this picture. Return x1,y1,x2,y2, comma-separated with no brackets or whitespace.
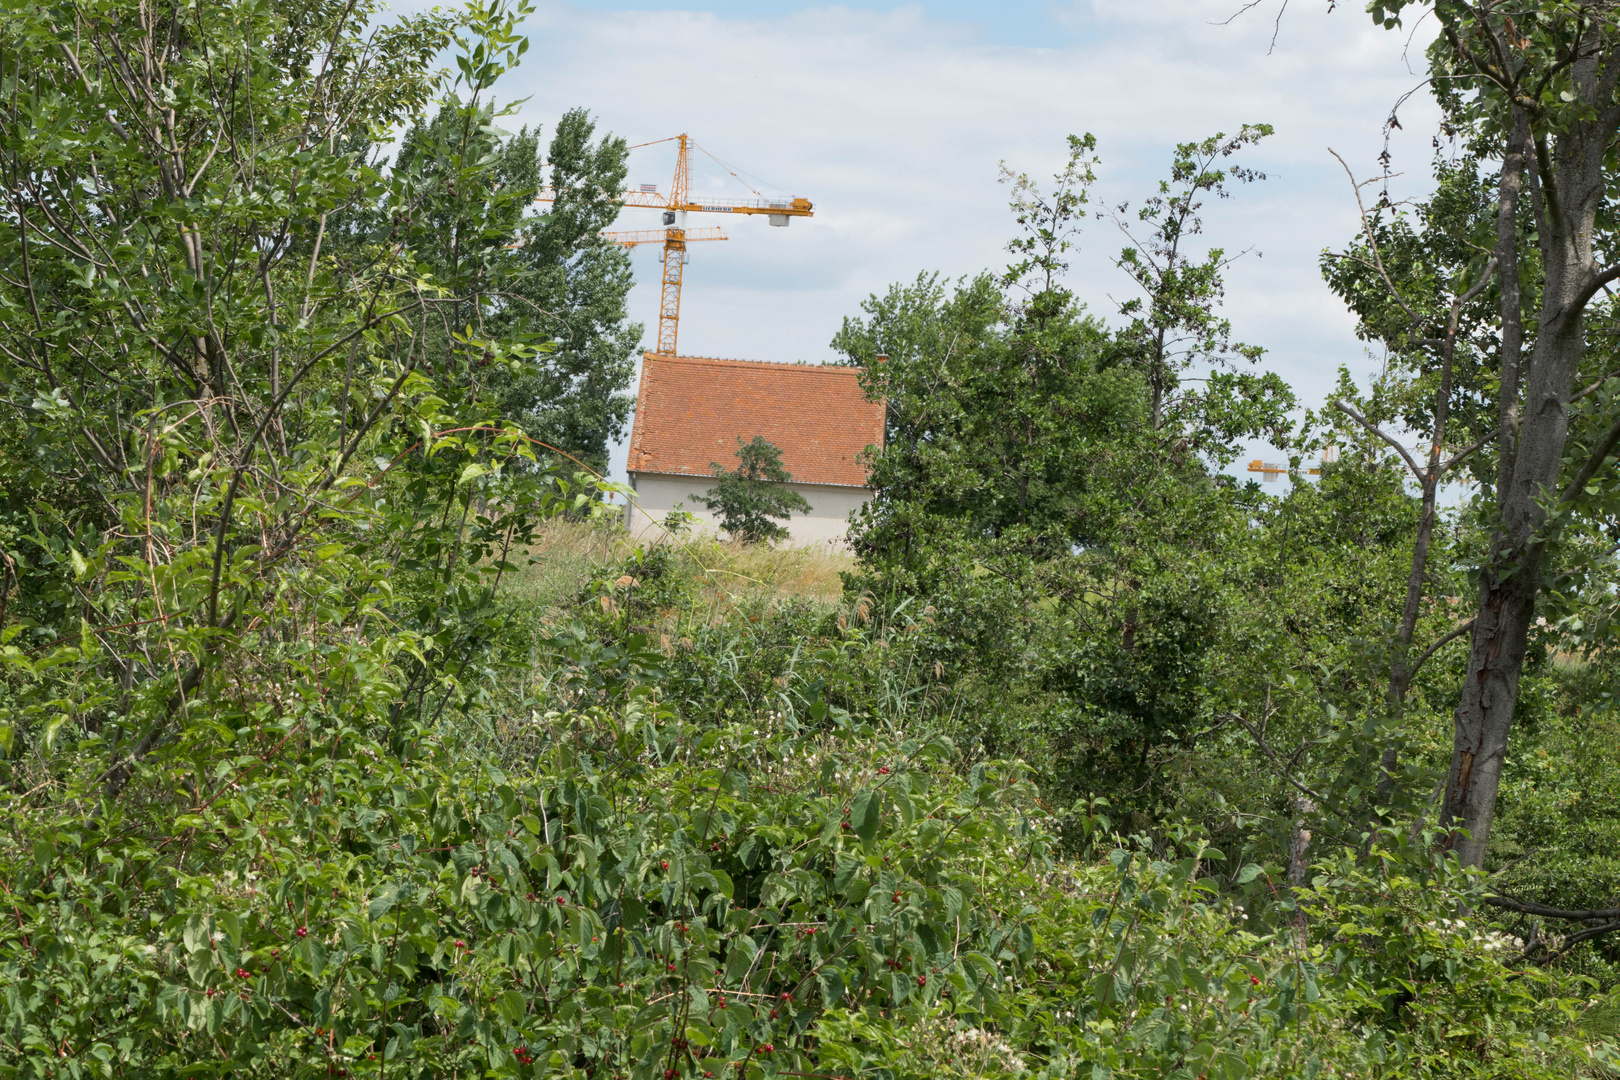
489,0,1444,479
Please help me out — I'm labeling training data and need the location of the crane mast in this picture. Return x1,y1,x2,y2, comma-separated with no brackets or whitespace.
659,135,692,355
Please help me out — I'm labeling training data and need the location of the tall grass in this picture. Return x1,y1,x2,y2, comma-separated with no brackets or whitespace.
677,535,852,602
506,519,854,614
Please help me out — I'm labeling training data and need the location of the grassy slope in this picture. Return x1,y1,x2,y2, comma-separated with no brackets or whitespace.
506,522,855,615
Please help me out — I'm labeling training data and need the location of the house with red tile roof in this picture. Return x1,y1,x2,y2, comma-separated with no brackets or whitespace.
624,353,885,546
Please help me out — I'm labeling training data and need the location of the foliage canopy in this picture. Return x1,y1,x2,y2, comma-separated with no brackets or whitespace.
0,1,1618,1078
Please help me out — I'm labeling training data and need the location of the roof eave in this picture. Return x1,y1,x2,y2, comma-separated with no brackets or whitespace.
627,467,874,491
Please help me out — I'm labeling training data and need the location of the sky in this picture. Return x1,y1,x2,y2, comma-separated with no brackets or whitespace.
481,0,1446,483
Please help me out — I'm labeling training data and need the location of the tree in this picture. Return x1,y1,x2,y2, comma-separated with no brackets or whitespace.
1362,0,1620,868
692,436,811,544
1107,126,1295,455
1320,158,1506,815
0,0,643,1066
831,135,1301,813
838,133,1295,587
832,270,1131,581
0,0,637,798
498,110,642,468
391,105,642,470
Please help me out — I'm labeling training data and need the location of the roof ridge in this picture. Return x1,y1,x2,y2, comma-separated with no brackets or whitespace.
643,352,860,374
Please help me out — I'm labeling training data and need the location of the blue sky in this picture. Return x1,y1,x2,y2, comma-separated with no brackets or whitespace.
486,1,1444,484
559,0,1098,46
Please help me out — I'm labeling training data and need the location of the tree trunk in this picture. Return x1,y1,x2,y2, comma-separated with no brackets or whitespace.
1444,40,1620,866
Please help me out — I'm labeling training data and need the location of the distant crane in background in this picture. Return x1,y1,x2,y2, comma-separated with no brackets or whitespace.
537,133,814,356
1248,445,1337,481
1248,444,1476,485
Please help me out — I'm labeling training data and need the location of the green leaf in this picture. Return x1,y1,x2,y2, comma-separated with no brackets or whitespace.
369,886,398,921
818,967,846,1006
851,790,881,843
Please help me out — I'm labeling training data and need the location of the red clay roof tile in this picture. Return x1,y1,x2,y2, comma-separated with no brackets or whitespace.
628,354,884,489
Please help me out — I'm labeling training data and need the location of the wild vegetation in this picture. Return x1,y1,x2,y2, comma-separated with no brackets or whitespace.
1,0,1619,1078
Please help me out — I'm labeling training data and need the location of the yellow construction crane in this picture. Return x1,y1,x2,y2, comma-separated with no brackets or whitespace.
1247,446,1337,481
1247,460,1320,481
538,133,814,355
1248,445,1477,485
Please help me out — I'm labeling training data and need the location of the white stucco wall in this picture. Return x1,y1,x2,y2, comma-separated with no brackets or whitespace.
623,472,871,549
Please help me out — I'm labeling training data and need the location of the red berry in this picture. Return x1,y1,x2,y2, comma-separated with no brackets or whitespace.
770,1009,778,1019
661,860,669,870
1250,975,1260,985
295,927,308,937
917,975,927,987
878,767,889,774
556,897,566,905
762,1044,774,1053
667,963,676,971
455,939,466,949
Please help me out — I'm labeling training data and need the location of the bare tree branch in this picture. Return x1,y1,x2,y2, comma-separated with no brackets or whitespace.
1332,399,1427,480
1329,147,1431,331
1407,619,1475,681
1484,895,1620,922
1555,411,1620,509
1219,711,1327,804
1440,432,1494,475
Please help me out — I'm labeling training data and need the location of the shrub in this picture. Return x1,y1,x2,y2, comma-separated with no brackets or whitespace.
692,438,812,546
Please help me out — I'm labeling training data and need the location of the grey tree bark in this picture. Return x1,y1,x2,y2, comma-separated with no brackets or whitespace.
1443,27,1620,867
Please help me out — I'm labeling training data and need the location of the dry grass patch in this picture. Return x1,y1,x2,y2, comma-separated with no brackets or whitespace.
502,519,855,615
684,536,853,603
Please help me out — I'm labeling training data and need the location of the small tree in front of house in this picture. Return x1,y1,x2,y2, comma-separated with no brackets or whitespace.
693,436,812,544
